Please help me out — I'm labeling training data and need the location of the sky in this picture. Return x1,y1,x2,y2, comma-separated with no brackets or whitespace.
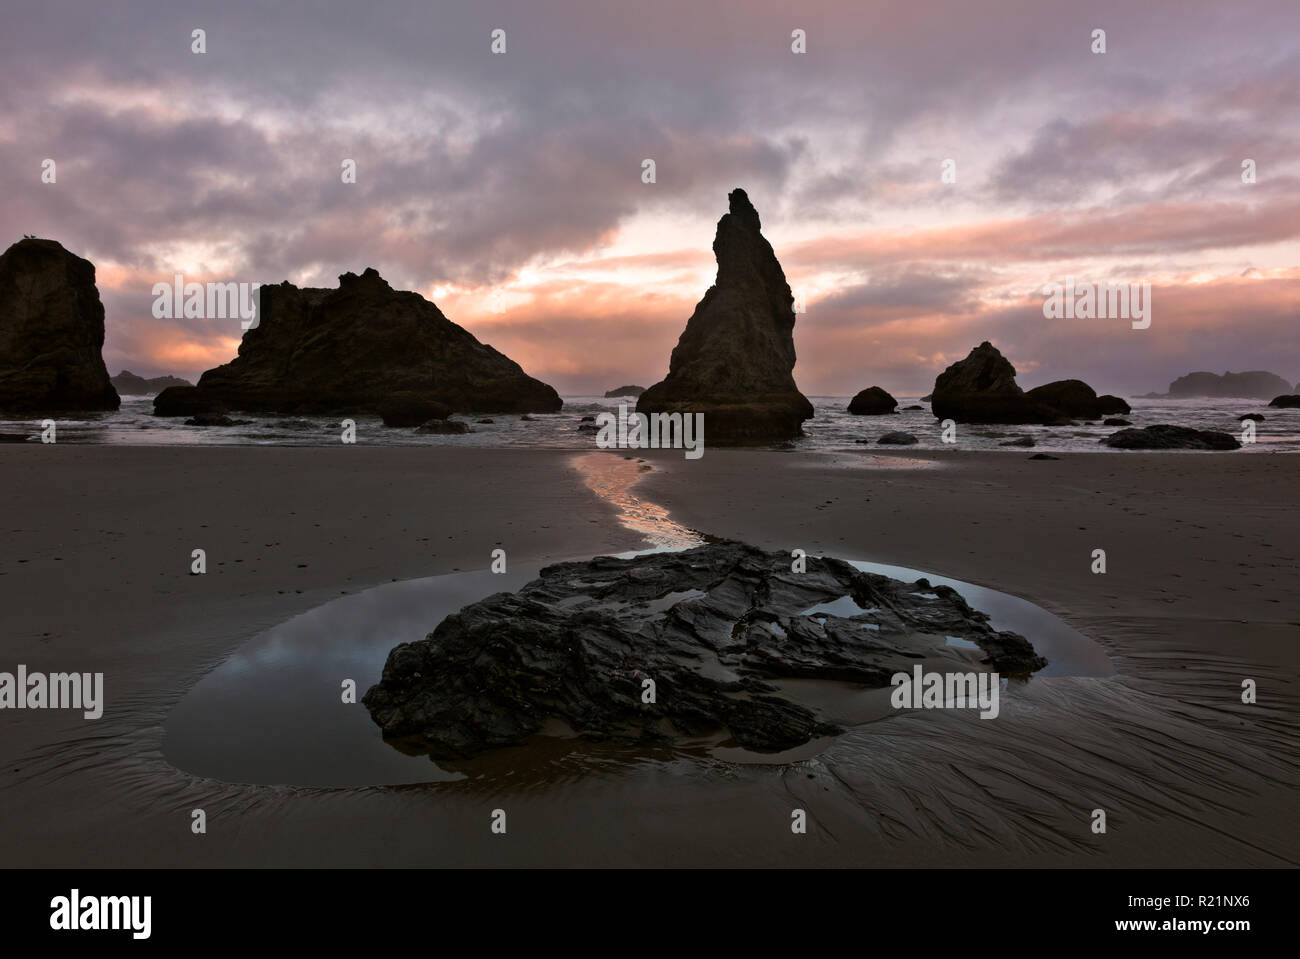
2,0,1297,396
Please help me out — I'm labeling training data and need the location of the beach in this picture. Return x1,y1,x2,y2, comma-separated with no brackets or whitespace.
1,444,1296,867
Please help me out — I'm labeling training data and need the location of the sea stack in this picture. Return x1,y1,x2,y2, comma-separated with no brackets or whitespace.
155,268,561,416
0,238,119,412
637,189,813,442
929,341,1127,423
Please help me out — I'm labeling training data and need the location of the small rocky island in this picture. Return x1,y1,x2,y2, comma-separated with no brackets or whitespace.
155,267,561,417
363,542,1046,758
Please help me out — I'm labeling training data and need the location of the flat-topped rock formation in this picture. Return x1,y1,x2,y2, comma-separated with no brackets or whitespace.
111,370,192,395
637,190,813,442
930,342,1126,423
1163,370,1293,399
0,238,119,412
155,268,561,416
604,385,645,398
363,542,1046,758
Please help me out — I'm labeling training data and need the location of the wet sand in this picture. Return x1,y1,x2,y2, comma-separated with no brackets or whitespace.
1,444,1296,866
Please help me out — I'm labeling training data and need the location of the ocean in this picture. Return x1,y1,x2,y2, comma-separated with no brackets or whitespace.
5,394,1297,453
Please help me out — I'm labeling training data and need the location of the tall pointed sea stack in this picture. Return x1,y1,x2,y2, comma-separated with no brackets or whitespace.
155,268,561,416
0,238,119,412
637,189,813,442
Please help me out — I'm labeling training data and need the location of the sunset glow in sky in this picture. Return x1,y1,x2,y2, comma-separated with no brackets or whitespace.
3,0,1297,395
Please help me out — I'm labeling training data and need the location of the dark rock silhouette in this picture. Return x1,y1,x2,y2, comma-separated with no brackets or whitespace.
930,342,1125,423
1268,395,1300,408
111,370,191,395
877,431,918,445
1165,370,1292,399
155,268,561,417
363,542,1045,758
847,386,898,415
637,190,813,442
1101,425,1240,450
378,392,452,427
1025,379,1131,417
1240,413,1265,422
929,342,1055,424
604,385,645,397
0,238,119,412
1103,417,1131,426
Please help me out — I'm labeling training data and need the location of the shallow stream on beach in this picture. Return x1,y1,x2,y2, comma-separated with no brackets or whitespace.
163,452,1112,787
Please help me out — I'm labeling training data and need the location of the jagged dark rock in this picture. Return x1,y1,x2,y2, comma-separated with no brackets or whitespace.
1268,395,1300,409
604,385,645,397
847,386,898,415
155,268,561,417
637,190,813,442
363,542,1046,758
1166,370,1292,399
1101,424,1241,450
0,238,119,412
111,370,191,395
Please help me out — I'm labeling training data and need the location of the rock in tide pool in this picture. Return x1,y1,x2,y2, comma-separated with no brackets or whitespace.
0,238,119,412
637,190,814,443
1101,424,1240,450
362,542,1046,758
155,268,561,417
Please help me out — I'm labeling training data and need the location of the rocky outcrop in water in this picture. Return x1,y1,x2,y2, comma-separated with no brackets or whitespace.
0,238,119,412
111,370,191,395
929,342,1053,424
1025,379,1130,417
604,385,645,397
1163,370,1293,399
1101,424,1240,450
929,342,1126,424
1268,395,1300,409
363,542,1046,758
847,386,897,415
637,190,813,442
155,268,561,417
